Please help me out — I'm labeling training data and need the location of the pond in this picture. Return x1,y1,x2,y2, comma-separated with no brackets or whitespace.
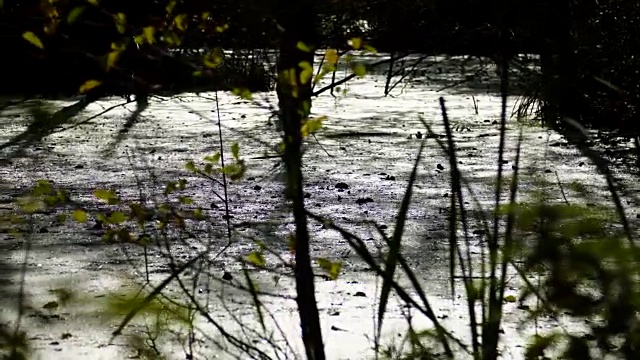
0,55,637,359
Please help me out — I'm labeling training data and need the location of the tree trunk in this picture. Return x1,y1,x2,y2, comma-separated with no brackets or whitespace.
275,1,326,359
540,0,577,127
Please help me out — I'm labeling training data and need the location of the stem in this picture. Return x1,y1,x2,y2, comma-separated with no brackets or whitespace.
276,0,325,359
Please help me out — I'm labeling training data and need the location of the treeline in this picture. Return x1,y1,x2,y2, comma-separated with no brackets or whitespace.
0,0,558,96
0,0,639,132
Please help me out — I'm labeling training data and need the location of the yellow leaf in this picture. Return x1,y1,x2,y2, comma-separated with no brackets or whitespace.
296,41,313,53
349,37,362,50
94,189,115,201
23,31,44,49
106,47,123,71
299,61,313,85
317,258,342,280
215,24,229,33
87,0,99,5
78,79,102,94
301,116,326,137
313,68,331,84
173,14,188,31
113,13,126,34
203,48,224,68
67,6,85,24
325,49,339,65
246,251,266,267
71,209,88,223
142,26,155,44
165,0,176,14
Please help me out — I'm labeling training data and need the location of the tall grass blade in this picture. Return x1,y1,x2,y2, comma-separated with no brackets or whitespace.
484,52,510,360
376,138,426,348
438,97,480,355
243,268,267,333
306,211,455,356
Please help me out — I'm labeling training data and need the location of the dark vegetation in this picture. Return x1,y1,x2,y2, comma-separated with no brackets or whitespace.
1,1,638,132
2,0,640,359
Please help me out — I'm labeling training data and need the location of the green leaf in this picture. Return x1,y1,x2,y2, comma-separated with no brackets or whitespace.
129,203,147,223
246,251,266,267
43,195,59,207
287,234,296,253
106,45,123,71
352,63,367,78
232,87,253,100
94,189,114,201
204,153,221,163
67,6,85,24
185,161,197,173
215,24,229,32
504,295,517,303
317,258,342,280
138,234,151,246
164,181,177,195
177,179,187,190
363,44,377,54
204,163,213,174
165,0,177,14
16,197,43,214
178,196,193,205
33,179,54,196
113,13,126,34
96,213,108,224
102,229,115,242
72,209,88,223
94,189,120,205
116,228,133,242
23,31,44,49
231,142,240,160
349,37,362,50
108,211,127,224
